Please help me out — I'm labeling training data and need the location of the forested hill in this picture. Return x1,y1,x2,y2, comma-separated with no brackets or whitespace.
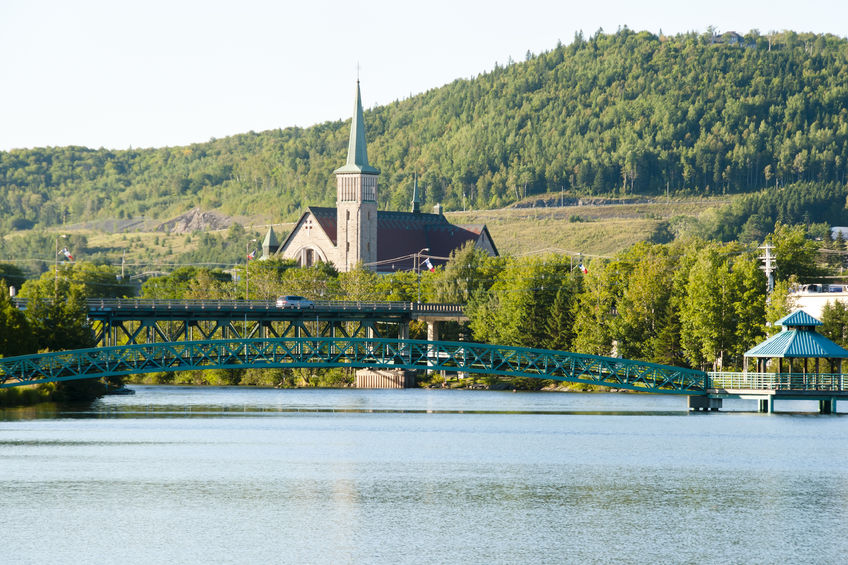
3,28,848,231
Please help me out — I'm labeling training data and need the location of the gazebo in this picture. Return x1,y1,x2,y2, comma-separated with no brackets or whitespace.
744,310,848,380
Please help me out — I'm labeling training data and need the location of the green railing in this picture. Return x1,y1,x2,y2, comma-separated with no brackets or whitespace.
708,372,848,391
0,337,708,394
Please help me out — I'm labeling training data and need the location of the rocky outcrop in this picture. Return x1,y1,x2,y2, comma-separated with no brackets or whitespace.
157,208,233,234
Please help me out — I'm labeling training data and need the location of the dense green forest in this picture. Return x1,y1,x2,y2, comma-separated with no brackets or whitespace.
3,28,848,236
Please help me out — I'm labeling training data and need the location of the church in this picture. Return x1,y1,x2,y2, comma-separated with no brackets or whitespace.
264,81,498,272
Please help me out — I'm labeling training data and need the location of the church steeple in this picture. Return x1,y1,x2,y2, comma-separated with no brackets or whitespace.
411,173,421,214
261,225,279,259
334,80,379,272
334,80,380,175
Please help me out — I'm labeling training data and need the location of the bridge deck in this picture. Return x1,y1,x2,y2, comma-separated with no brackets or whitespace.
80,299,467,322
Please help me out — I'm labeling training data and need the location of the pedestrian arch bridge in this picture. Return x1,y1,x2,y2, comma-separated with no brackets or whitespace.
0,336,708,395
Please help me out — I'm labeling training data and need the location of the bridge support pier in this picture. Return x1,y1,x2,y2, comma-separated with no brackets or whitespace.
689,396,722,411
427,321,439,342
820,399,837,414
758,397,774,413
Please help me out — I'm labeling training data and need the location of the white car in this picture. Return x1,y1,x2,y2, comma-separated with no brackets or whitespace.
275,295,315,309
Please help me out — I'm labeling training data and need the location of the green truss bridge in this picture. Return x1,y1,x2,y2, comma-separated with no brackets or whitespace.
0,336,709,395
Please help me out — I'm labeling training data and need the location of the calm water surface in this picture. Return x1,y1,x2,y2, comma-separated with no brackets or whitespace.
2,386,847,564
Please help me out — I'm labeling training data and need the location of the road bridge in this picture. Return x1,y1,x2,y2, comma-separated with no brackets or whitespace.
15,298,465,347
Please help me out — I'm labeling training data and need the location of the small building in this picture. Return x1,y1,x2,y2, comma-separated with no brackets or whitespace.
789,284,848,319
744,310,848,375
269,81,498,272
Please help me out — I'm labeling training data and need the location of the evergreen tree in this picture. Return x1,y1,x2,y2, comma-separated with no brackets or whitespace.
820,300,848,347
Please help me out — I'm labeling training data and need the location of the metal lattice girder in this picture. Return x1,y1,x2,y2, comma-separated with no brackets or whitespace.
82,299,441,348
0,337,709,394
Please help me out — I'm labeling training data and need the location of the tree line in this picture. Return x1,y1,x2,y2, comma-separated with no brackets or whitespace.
2,223,839,392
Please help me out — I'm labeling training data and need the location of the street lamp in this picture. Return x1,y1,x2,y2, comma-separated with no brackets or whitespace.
416,247,430,304
54,234,67,298
245,238,257,300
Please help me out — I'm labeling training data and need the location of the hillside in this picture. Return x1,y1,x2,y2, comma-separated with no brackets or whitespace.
2,29,848,238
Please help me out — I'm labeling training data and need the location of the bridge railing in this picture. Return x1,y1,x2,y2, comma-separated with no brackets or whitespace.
14,298,465,315
709,371,848,391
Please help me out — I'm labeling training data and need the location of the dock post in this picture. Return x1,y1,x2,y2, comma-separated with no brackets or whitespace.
757,397,774,413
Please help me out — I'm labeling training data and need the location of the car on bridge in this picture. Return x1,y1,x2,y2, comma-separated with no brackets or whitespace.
275,295,315,309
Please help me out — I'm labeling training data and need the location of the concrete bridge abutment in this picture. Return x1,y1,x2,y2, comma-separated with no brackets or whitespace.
688,396,722,411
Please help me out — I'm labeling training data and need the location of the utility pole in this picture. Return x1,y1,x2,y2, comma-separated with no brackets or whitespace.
54,234,67,299
416,247,430,304
245,238,257,300
759,243,777,298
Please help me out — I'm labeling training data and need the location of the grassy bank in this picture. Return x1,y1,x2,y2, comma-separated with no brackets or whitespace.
0,383,56,407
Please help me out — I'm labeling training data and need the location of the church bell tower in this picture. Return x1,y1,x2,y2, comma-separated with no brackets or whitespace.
334,81,379,272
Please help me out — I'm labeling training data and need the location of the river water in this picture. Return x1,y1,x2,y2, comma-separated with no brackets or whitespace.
2,386,847,564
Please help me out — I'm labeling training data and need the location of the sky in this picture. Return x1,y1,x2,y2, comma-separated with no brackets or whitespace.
1,0,847,152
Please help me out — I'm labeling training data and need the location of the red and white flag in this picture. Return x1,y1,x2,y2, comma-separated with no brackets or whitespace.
423,258,435,272
59,247,74,261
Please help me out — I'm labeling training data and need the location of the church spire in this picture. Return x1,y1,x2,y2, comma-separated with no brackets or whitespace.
334,80,380,175
411,173,421,214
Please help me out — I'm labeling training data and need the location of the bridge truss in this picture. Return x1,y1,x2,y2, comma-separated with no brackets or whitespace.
81,299,465,346
0,336,708,394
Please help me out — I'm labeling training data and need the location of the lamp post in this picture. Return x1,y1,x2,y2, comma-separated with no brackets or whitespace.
54,234,67,298
245,239,257,300
416,247,430,304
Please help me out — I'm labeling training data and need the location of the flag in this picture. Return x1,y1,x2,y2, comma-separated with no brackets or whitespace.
578,263,588,274
59,247,74,261
247,249,257,260
423,258,435,272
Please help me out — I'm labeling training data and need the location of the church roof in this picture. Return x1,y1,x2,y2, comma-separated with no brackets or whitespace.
278,207,497,272
333,81,380,175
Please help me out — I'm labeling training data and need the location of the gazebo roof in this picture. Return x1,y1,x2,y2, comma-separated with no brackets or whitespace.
745,310,848,359
775,310,822,328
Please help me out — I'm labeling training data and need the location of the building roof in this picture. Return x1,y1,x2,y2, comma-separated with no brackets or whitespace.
776,310,822,327
278,207,497,271
333,81,379,175
262,225,278,249
745,310,848,358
